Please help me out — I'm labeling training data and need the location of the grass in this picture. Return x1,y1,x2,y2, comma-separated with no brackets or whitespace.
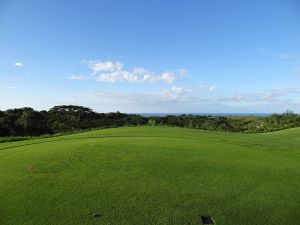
0,126,299,225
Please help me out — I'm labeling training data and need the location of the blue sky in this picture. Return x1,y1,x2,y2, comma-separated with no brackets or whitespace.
1,0,300,113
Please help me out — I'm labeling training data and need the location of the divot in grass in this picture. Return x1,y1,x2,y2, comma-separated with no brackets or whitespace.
92,213,102,218
27,164,35,173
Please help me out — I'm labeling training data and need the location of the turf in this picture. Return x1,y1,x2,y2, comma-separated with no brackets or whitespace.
0,126,299,225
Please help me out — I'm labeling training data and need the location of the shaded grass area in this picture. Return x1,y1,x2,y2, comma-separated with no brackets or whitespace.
0,127,299,225
0,128,103,143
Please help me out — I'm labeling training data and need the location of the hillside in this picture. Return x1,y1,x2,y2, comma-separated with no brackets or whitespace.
0,127,299,225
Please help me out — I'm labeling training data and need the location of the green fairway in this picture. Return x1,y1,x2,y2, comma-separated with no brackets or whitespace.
0,127,299,225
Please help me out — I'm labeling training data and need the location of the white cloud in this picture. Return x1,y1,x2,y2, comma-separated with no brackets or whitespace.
87,60,123,73
0,85,16,89
142,73,159,83
89,88,200,104
160,72,176,84
177,69,188,77
199,82,217,92
171,86,192,94
261,92,276,100
218,95,251,102
216,87,300,104
82,60,183,84
68,75,88,80
96,70,139,83
141,72,176,84
68,85,300,113
277,53,295,60
133,67,147,74
14,62,24,67
208,85,217,92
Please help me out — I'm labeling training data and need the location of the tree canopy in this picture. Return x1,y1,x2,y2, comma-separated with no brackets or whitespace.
0,106,299,137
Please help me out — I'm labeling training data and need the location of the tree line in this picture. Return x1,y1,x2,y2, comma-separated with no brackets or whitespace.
0,105,299,137
0,105,147,136
147,110,300,133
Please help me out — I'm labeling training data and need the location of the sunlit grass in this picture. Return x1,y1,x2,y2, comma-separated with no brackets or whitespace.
0,127,299,225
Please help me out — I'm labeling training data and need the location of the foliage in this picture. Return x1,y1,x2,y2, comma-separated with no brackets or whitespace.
0,106,299,137
0,105,147,136
148,111,300,133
